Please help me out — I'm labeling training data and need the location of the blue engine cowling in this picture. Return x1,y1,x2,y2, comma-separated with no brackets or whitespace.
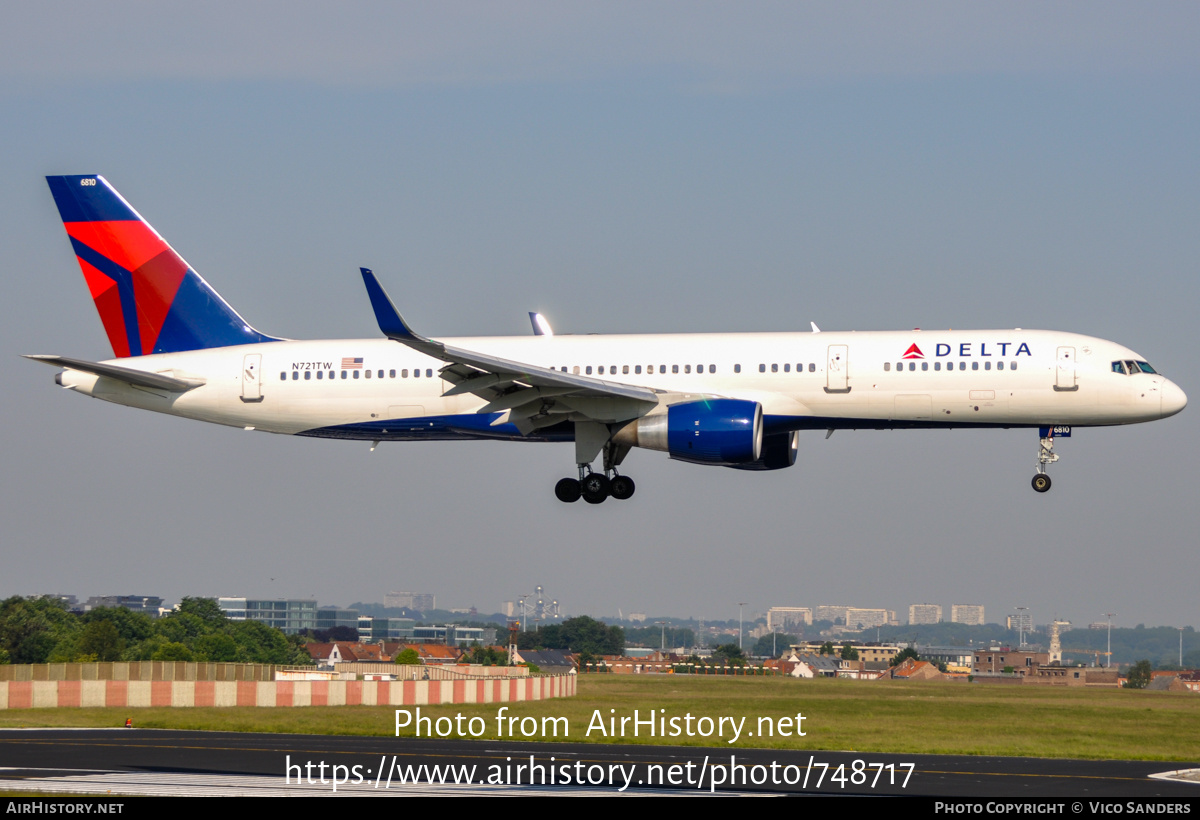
728,430,799,471
666,399,763,466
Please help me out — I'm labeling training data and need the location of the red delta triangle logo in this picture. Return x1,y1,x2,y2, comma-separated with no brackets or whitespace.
902,343,924,360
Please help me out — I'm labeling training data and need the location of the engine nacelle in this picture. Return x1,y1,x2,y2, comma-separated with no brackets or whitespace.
614,399,763,466
728,430,799,471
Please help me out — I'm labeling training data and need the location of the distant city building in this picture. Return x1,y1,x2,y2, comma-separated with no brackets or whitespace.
316,608,359,632
502,601,517,618
384,591,435,612
85,595,164,616
767,607,813,631
973,648,1050,675
628,613,647,623
1008,612,1034,632
917,645,975,672
951,604,985,626
815,605,851,624
1087,622,1109,630
412,625,496,647
358,616,415,642
219,598,316,634
845,608,889,630
909,604,942,625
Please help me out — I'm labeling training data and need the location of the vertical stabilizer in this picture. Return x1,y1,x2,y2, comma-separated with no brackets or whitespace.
46,175,279,357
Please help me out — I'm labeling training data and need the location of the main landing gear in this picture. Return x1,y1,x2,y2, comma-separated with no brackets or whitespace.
1031,434,1059,493
555,437,635,504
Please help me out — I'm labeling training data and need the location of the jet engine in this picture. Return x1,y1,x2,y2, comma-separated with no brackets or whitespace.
613,399,763,466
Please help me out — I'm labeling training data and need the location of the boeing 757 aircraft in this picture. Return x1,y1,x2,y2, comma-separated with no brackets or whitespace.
29,175,1186,503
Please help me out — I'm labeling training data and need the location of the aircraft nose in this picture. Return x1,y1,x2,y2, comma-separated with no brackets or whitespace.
1161,380,1187,418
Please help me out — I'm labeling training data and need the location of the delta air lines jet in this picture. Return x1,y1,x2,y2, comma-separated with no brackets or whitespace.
28,175,1186,503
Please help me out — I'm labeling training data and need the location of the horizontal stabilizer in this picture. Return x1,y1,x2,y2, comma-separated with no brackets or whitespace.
23,355,202,393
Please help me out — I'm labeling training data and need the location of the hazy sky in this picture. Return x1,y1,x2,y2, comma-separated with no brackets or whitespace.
3,3,1197,632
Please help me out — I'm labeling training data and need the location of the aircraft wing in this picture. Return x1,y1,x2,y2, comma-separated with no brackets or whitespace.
360,269,660,433
23,354,203,393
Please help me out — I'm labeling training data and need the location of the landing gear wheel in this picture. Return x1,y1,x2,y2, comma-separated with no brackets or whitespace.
581,473,610,504
610,475,636,500
555,478,581,503
1031,474,1052,493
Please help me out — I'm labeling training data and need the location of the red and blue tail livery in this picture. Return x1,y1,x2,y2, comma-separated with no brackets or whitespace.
46,175,279,357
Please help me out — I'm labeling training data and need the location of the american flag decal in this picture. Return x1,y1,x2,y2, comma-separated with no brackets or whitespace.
341,357,364,369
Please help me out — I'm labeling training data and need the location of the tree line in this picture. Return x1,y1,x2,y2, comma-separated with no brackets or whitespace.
0,596,313,666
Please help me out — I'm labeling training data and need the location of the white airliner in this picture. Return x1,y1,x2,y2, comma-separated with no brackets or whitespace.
29,175,1187,503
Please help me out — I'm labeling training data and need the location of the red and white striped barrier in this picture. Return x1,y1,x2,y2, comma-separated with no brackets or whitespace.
0,674,575,709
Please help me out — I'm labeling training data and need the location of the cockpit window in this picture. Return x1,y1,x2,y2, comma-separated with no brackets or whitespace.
1113,360,1158,375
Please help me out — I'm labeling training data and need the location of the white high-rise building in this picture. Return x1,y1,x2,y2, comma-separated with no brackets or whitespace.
951,604,985,626
909,603,942,625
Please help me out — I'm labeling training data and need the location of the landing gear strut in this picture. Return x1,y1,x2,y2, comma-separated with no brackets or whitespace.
1032,434,1058,493
555,437,635,503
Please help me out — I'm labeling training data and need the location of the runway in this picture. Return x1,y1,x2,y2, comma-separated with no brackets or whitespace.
1,729,1198,797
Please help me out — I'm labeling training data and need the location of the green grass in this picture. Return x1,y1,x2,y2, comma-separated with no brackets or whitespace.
3,676,1198,761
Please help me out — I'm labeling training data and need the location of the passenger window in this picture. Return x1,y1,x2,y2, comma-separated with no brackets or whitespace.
734,364,741,373
884,362,891,371
684,364,691,374
623,365,629,375
759,364,766,373
771,363,778,373
402,369,408,378
909,362,916,371
672,364,679,374
317,370,323,379
611,365,617,374
784,363,791,373
997,361,1004,370
365,369,372,378
353,371,360,379
304,371,311,380
709,364,716,374
426,369,433,378
921,362,928,371
280,372,286,381
292,371,299,380
1011,362,1017,371
971,362,979,371
809,363,815,373
390,369,396,378
984,361,991,370
572,366,579,375
378,370,384,378
597,366,604,375
933,362,940,371
586,366,593,375
959,362,966,371
660,365,667,374
341,371,347,379
635,365,642,374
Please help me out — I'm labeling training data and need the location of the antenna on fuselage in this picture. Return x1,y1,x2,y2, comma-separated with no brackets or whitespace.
810,322,821,333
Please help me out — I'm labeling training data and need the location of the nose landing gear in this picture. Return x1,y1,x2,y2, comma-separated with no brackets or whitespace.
1032,434,1059,493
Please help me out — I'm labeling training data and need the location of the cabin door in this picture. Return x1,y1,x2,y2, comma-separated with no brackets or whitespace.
825,345,850,393
241,353,263,402
1055,347,1078,392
